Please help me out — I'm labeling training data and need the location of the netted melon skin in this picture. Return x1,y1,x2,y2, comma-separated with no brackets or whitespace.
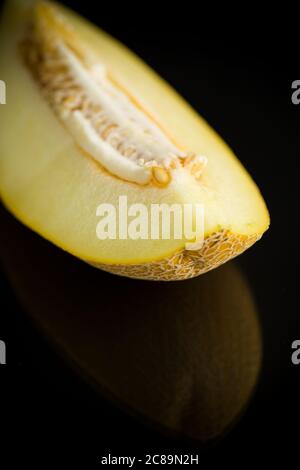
88,230,261,281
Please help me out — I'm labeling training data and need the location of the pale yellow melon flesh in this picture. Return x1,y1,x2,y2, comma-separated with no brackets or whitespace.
0,0,270,280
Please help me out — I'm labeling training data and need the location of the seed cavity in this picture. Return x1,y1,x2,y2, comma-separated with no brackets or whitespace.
20,2,207,186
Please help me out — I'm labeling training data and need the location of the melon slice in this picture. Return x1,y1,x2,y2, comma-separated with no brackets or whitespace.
0,0,270,280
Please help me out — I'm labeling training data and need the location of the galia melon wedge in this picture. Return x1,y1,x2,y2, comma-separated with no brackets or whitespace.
0,0,270,280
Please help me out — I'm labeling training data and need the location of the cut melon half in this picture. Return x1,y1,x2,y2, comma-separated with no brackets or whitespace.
0,0,270,280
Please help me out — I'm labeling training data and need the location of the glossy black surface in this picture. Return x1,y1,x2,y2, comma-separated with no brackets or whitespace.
0,0,297,464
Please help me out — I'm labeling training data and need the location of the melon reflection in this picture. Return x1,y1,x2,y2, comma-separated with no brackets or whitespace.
0,205,262,442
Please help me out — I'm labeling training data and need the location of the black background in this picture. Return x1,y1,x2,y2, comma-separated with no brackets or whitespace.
0,0,298,465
